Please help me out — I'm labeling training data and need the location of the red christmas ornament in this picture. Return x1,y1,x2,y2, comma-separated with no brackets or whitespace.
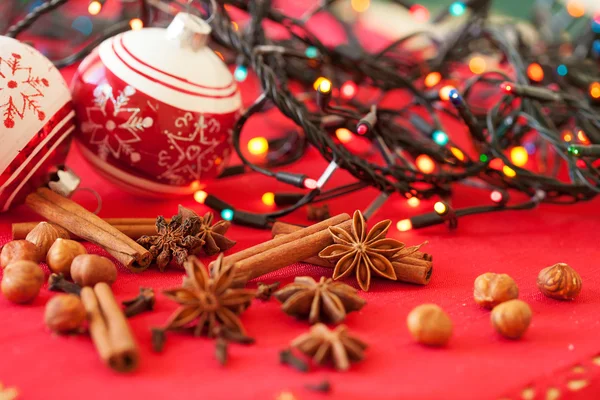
71,13,242,196
0,36,74,212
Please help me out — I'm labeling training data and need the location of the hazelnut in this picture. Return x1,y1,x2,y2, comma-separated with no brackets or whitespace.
46,239,87,277
473,272,519,309
407,304,453,346
25,222,70,260
1,240,39,268
491,299,532,339
71,254,117,287
1,260,44,303
44,294,87,333
537,263,582,301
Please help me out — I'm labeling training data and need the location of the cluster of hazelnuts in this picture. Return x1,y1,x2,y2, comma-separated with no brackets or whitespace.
0,222,118,334
405,263,582,347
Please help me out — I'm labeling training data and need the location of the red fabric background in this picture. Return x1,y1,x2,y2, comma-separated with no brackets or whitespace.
2,25,600,400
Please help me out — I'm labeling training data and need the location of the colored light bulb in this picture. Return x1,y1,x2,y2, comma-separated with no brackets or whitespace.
336,128,353,144
577,130,589,144
424,72,442,88
510,146,528,167
318,79,332,93
566,0,585,18
502,166,516,177
448,89,461,105
557,64,568,76
88,1,102,15
262,192,275,206
129,18,144,31
397,219,413,232
450,147,465,161
304,178,318,190
305,46,318,59
469,57,486,75
434,201,448,215
432,130,449,145
439,85,456,101
479,154,489,162
593,40,600,55
527,63,544,82
500,82,513,93
357,124,368,135
490,190,503,203
416,154,435,174
234,65,248,82
221,209,234,221
248,137,269,155
590,82,600,99
340,81,357,99
351,0,370,13
449,2,467,16
407,197,420,208
193,190,208,204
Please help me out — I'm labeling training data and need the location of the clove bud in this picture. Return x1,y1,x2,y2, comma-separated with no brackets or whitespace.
48,273,82,296
280,348,309,372
122,287,155,318
215,337,228,366
305,380,332,393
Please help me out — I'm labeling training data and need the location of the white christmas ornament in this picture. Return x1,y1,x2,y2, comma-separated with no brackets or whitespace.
71,13,242,196
0,36,75,212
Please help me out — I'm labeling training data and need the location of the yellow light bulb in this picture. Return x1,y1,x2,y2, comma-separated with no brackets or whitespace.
510,146,528,167
424,72,442,88
262,192,275,206
248,137,269,156
351,0,371,13
319,79,332,93
88,1,102,15
439,85,455,101
416,154,435,174
503,165,516,177
397,219,413,232
129,18,144,31
407,197,420,207
469,57,486,75
194,190,208,204
335,128,353,144
450,147,465,161
313,77,328,91
434,201,447,215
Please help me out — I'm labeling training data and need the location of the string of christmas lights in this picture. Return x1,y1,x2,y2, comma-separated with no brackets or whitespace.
7,0,600,231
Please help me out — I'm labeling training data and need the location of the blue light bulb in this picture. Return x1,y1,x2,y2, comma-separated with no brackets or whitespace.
592,20,600,34
234,65,248,82
448,89,462,105
432,130,449,145
593,40,600,55
221,209,234,221
305,46,318,59
557,64,568,76
449,2,466,16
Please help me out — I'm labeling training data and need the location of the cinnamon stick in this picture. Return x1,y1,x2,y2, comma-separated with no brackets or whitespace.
25,188,151,272
233,219,353,281
271,221,433,285
12,221,157,241
81,283,139,373
213,213,350,271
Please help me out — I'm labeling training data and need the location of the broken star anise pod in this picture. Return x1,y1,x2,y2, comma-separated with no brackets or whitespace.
274,276,366,324
319,210,404,291
160,254,256,339
137,214,204,271
291,323,368,371
178,205,236,255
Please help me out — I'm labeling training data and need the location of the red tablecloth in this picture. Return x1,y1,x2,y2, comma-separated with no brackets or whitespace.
2,39,600,400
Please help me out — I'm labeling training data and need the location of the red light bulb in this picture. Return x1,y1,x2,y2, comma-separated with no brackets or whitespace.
500,82,513,93
303,178,318,190
357,124,368,135
409,4,430,22
340,81,357,99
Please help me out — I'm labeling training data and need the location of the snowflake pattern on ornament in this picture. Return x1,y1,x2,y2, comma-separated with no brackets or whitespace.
0,52,49,129
158,113,223,185
81,84,153,163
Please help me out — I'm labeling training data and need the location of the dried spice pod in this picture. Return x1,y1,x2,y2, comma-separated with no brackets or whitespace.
71,254,117,287
0,240,39,268
137,214,204,271
537,263,582,300
274,276,365,324
473,273,519,309
44,294,87,333
291,323,367,371
491,299,532,339
26,222,70,260
46,239,87,277
1,261,44,304
407,304,453,346
319,210,404,291
178,206,236,255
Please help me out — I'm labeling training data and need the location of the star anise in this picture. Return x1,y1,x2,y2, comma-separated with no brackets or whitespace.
318,210,404,291
274,276,366,324
291,323,367,371
179,205,236,255
160,254,256,340
137,214,204,271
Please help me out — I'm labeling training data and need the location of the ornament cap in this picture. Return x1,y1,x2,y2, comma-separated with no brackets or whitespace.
166,13,211,51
